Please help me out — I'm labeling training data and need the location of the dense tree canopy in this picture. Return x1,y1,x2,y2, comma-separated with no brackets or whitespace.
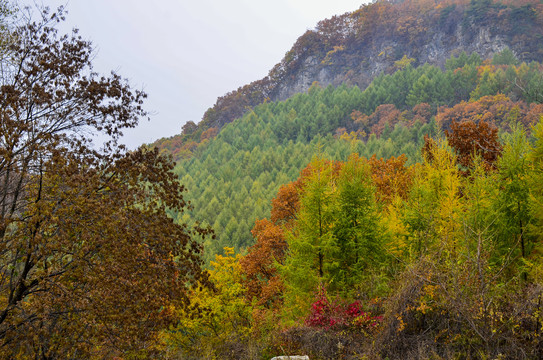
157,49,543,260
168,116,543,358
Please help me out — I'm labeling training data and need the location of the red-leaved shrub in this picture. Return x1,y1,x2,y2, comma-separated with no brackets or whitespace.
305,287,382,332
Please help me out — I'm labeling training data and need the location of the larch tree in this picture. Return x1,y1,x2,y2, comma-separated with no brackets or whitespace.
528,119,543,284
330,153,385,295
281,155,388,316
492,125,535,277
280,157,340,319
0,6,210,358
166,248,251,358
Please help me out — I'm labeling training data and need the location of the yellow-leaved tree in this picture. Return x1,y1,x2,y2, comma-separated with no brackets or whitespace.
164,248,254,359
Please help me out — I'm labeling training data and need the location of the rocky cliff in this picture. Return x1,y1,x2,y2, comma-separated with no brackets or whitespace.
273,25,511,102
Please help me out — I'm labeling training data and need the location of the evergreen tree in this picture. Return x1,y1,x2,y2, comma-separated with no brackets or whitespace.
331,154,384,294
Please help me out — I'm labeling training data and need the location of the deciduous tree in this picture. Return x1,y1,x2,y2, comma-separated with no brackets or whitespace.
241,176,304,307
0,7,209,358
445,119,502,172
368,154,414,204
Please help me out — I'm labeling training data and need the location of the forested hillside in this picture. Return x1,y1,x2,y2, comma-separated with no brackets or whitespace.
153,3,543,357
164,119,543,359
159,51,543,360
4,0,543,358
170,50,543,261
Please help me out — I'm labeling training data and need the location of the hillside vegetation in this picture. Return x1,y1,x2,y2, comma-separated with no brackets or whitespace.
170,50,543,261
164,112,543,359
153,1,543,359
7,0,543,358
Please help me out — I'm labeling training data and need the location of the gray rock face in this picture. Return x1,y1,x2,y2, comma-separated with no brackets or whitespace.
270,356,310,360
276,56,334,101
274,22,510,102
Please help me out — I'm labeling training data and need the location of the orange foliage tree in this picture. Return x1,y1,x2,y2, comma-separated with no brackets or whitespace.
370,104,403,137
436,94,543,131
200,127,219,141
369,154,414,204
445,120,502,171
240,179,302,307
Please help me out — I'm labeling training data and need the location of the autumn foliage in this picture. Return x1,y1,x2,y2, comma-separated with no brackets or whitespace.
169,117,543,358
6,0,543,359
436,94,543,131
369,154,414,204
240,176,304,306
154,0,543,162
240,219,286,306
445,119,502,171
305,287,383,332
0,7,210,358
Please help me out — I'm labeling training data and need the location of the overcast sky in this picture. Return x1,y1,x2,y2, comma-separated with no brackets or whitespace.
23,1,369,148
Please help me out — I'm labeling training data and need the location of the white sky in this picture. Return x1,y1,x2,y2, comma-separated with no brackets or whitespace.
22,1,369,148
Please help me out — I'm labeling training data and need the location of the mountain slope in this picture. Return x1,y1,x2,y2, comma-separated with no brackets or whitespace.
156,0,543,149
170,54,543,260
157,1,543,357
153,0,543,261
